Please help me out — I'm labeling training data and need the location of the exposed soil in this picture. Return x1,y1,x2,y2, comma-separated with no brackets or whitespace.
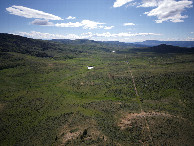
57,117,108,145
61,129,82,144
118,111,173,130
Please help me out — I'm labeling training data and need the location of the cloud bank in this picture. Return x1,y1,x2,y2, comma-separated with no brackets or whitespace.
16,31,161,40
55,20,114,30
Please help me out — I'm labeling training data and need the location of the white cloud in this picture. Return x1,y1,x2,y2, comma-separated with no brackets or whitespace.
81,20,105,29
55,20,105,29
31,19,54,26
66,16,76,20
112,0,192,23
138,0,158,7
144,0,193,23
113,0,134,8
81,32,94,38
123,23,135,26
95,32,113,37
6,5,63,20
104,26,114,29
55,22,83,28
126,2,139,7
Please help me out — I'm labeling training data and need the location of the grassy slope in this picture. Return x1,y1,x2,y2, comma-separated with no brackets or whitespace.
0,35,194,145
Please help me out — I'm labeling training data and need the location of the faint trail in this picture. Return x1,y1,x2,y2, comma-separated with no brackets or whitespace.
129,70,139,98
127,65,154,145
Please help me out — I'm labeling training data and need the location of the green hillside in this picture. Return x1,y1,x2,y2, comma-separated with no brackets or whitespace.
0,34,194,145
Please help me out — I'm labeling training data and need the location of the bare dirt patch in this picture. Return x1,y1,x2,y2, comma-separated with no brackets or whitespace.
57,118,108,145
48,63,54,67
61,129,82,144
118,111,172,130
58,126,108,145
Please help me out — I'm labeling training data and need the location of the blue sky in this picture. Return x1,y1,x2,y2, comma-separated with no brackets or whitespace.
0,0,194,42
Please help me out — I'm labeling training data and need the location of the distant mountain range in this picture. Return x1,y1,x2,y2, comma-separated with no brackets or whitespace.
52,39,147,47
0,34,194,57
52,39,194,48
134,40,194,48
1,33,194,51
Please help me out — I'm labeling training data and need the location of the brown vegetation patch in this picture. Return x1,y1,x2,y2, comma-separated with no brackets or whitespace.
80,81,97,86
0,103,5,112
118,111,172,130
48,63,54,67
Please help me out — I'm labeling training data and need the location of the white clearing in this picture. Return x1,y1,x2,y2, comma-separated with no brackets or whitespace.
87,66,94,69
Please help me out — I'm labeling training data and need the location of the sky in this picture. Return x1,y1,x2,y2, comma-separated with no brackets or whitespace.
0,0,194,42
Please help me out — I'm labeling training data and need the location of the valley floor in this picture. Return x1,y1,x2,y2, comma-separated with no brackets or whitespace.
0,50,194,145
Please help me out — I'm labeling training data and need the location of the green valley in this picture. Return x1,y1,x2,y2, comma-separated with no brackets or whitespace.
0,33,194,145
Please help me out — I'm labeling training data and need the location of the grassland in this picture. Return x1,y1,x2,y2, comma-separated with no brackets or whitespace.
0,34,194,145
